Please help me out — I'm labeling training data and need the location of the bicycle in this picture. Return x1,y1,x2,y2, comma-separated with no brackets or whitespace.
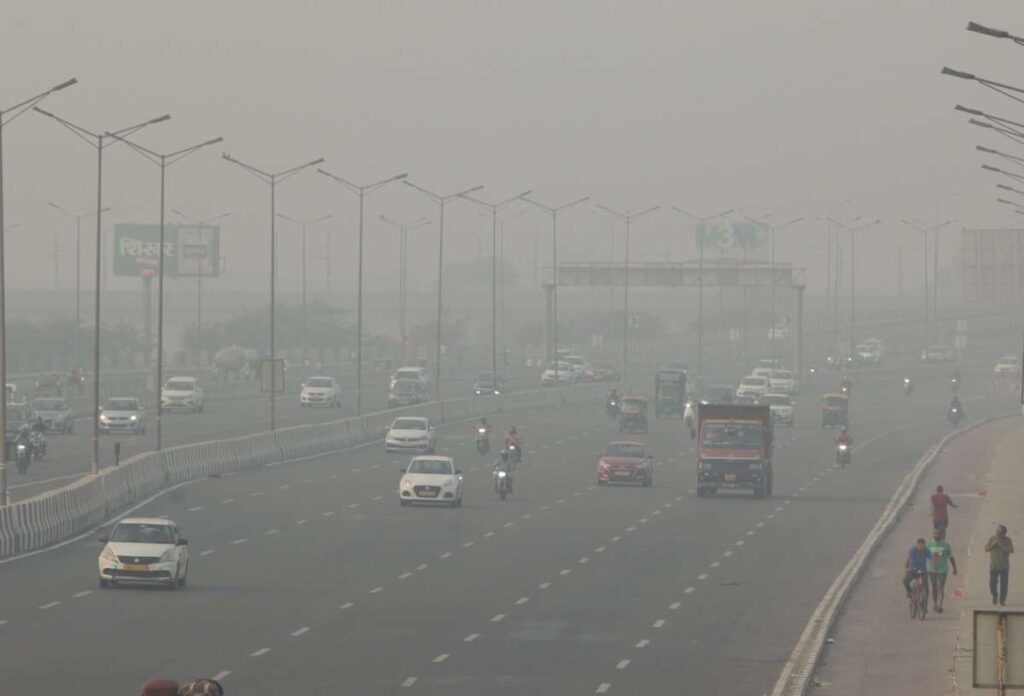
909,572,928,620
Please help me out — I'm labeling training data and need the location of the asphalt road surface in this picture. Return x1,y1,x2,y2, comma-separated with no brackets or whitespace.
0,362,1014,694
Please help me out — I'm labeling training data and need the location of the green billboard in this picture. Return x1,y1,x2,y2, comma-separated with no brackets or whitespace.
113,223,220,278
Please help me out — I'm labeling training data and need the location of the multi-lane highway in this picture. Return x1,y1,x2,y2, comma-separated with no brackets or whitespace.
0,359,1015,694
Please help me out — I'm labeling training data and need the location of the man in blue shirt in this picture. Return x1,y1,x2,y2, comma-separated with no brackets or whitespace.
902,537,932,598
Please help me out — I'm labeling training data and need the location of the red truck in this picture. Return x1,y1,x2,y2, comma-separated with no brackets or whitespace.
696,404,774,498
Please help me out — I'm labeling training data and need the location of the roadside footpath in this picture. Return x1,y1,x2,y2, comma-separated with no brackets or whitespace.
812,416,1022,695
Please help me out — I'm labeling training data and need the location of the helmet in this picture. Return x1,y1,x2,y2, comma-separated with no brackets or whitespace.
480,417,488,424
178,679,224,696
509,426,517,433
840,427,848,433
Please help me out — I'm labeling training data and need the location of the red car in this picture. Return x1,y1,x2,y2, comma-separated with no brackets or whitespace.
597,440,654,487
587,361,621,382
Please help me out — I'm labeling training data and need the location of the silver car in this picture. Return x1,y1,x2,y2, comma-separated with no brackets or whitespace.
31,397,73,434
99,397,146,435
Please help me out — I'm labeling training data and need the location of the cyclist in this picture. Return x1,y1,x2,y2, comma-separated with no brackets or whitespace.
926,529,958,613
902,537,931,601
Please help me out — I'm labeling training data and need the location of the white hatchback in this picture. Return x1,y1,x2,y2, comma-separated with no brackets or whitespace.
399,456,463,507
736,375,769,399
300,376,342,407
995,355,1021,375
385,417,437,453
768,369,797,395
98,517,189,589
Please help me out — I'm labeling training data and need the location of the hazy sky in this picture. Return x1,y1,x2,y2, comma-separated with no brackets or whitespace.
2,0,1023,297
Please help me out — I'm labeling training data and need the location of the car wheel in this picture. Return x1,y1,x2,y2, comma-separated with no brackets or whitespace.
400,499,409,507
643,476,653,487
99,577,109,589
178,567,187,587
598,479,606,486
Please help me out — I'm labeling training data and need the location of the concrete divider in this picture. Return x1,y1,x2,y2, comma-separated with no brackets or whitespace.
0,382,617,559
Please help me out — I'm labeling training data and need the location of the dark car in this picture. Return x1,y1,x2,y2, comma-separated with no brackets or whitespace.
472,372,506,396
597,440,654,487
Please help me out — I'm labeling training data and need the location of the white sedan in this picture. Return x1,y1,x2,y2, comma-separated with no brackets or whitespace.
98,517,190,589
994,355,1021,375
385,417,437,453
399,456,463,507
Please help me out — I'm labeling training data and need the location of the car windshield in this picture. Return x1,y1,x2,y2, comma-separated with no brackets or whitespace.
395,370,421,380
741,377,765,386
393,381,420,393
761,394,791,406
105,399,138,411
392,419,426,431
165,381,194,391
307,378,333,388
702,422,763,448
407,459,453,475
32,399,67,411
604,443,646,458
772,371,793,380
110,523,173,544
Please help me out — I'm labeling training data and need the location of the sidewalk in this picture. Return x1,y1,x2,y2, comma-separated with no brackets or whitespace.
813,416,1023,695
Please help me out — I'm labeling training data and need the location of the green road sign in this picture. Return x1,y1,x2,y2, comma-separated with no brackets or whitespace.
113,223,220,278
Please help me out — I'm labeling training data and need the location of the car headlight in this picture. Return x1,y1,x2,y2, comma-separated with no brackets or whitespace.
497,471,507,478
99,414,109,423
16,444,26,452
129,415,138,421
442,477,454,488
159,548,177,563
100,545,117,562
401,479,413,489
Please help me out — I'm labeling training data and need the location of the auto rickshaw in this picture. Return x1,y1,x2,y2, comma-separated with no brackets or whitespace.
619,396,649,434
821,393,849,429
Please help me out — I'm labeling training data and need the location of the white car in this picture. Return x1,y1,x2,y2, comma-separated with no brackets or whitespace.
398,456,463,507
994,355,1021,375
389,366,431,391
854,344,881,367
562,354,589,381
300,376,341,407
756,358,784,372
768,369,797,395
760,392,795,427
385,416,437,453
541,362,575,386
99,397,146,435
751,367,774,379
161,376,204,413
736,375,769,399
98,517,189,589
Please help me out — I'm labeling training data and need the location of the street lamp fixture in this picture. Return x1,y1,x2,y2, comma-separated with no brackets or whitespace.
942,66,1024,107
222,153,324,431
967,21,1024,46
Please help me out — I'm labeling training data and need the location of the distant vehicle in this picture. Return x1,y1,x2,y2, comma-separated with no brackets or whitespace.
385,417,436,454
736,375,770,399
161,376,205,413
655,369,687,417
390,366,431,391
586,361,621,382
98,517,189,589
760,392,795,427
31,397,73,434
768,369,797,395
562,355,589,380
662,360,689,372
541,362,575,386
767,324,789,340
854,343,881,367
697,403,773,498
388,379,430,408
597,440,654,487
702,385,736,404
398,456,462,507
5,383,18,404
33,372,64,397
472,371,506,396
98,397,146,435
756,358,784,372
994,355,1021,375
299,376,341,408
921,345,955,363
4,402,33,440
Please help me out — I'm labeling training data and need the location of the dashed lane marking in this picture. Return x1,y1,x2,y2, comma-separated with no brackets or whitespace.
684,587,695,594
370,587,384,594
265,529,279,535
597,684,611,694
515,597,529,605
433,654,449,663
291,627,310,637
398,572,412,580
653,619,666,628
636,639,650,648
491,614,506,622
39,601,60,610
232,538,247,545
339,602,354,610
250,648,271,657
71,590,91,598
464,633,481,642
401,677,418,688
199,549,215,556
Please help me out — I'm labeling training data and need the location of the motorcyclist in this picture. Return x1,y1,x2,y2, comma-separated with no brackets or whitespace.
505,426,519,449
835,427,852,447
683,400,695,427
606,388,620,414
475,417,491,436
31,416,46,435
903,376,914,394
15,425,32,470
840,375,852,392
493,452,514,491
949,395,964,420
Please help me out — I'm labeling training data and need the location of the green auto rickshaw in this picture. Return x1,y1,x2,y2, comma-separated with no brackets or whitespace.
821,393,849,429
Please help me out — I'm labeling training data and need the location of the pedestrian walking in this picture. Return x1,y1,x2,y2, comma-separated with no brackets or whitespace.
926,529,957,613
985,524,1014,606
930,484,957,538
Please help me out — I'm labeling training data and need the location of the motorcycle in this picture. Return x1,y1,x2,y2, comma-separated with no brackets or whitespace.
808,364,818,376
606,398,620,418
493,468,512,500
903,378,914,397
948,406,963,427
15,442,30,474
30,431,46,461
475,427,490,455
950,376,960,394
836,442,852,469
506,441,522,464
840,383,850,396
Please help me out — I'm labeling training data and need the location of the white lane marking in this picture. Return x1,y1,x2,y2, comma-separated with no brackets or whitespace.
653,619,666,628
784,500,792,505
746,530,755,537
339,602,354,610
503,522,514,528
491,614,506,622
652,510,661,515
539,582,551,589
617,659,630,669
401,677,418,688
723,550,733,557
187,506,203,512
515,597,529,605
39,601,61,610
416,564,428,571
595,546,606,553
398,572,412,580
72,590,91,599
251,492,264,497
573,492,582,497
559,569,571,576
232,538,247,545
579,557,590,564
686,489,695,495
265,529,279,536
463,541,475,548
522,513,532,519
557,499,566,504
484,532,495,538
676,496,684,501
323,511,336,517
626,527,636,532
370,587,384,594
433,654,449,663
697,573,708,581
775,506,783,512
441,552,453,559
291,627,310,637
328,474,338,479
766,514,775,520
636,639,650,648
756,522,765,528
347,503,359,509
250,648,271,657
669,602,681,610
735,540,744,546
684,587,695,594
279,484,290,490
638,518,648,524
304,479,315,484
611,536,622,542
373,496,383,501
221,498,235,504
296,520,307,525
710,561,720,568
464,633,481,642
199,549,215,556
540,505,550,511
212,671,231,681
597,684,612,693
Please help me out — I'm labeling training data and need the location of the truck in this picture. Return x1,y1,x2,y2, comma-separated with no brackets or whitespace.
654,369,687,417
696,404,773,498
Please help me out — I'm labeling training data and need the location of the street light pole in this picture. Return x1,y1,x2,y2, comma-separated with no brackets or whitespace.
523,196,589,378
380,215,432,363
902,218,954,345
172,209,230,368
460,191,531,387
828,217,880,352
747,215,803,367
595,204,660,388
35,106,169,475
107,133,222,451
223,153,324,431
672,207,736,383
405,181,484,397
318,170,406,415
276,213,332,375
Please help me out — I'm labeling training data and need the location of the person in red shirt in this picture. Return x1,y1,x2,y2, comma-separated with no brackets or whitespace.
930,484,957,539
